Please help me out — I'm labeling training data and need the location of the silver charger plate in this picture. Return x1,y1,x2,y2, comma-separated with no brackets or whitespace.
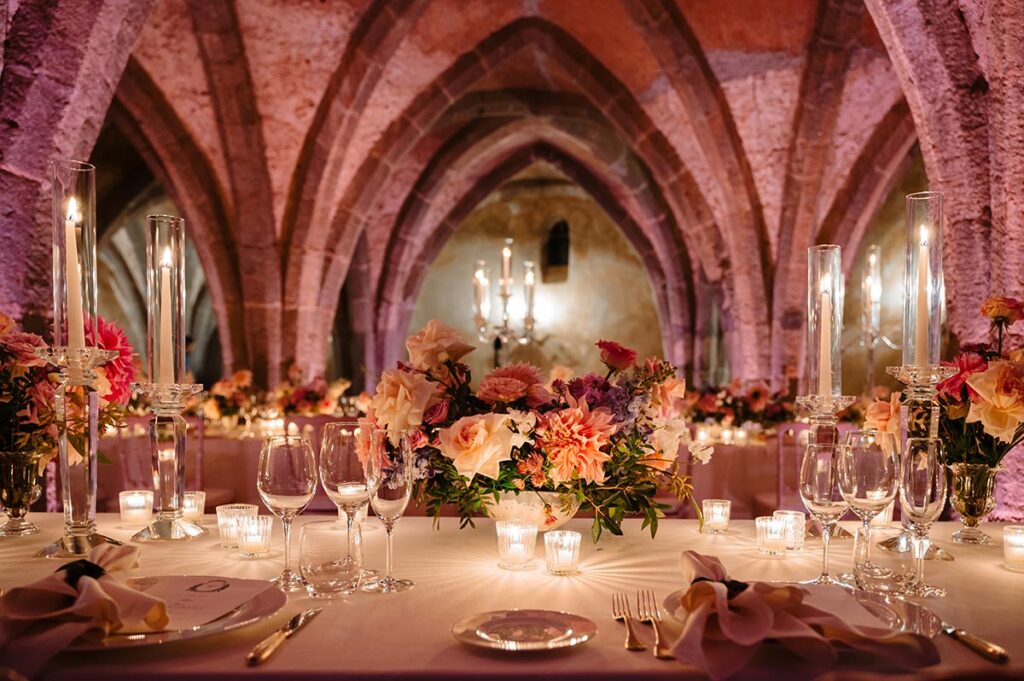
451,609,597,652
69,576,287,651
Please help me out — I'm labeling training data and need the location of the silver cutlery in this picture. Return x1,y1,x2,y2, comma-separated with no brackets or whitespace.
611,592,646,651
636,589,675,660
246,608,322,666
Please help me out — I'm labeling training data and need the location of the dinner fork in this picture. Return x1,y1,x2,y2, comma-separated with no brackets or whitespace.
611,592,646,651
636,589,675,659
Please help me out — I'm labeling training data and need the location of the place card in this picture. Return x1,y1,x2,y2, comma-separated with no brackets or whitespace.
120,576,275,633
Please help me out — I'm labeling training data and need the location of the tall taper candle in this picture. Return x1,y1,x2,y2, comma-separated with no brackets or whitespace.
915,225,929,367
158,248,174,384
818,282,832,397
500,238,512,297
64,198,86,352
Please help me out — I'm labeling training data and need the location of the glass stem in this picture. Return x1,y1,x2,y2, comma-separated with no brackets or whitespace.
912,532,927,586
862,519,872,564
345,510,356,559
820,523,831,579
283,517,293,573
384,519,395,580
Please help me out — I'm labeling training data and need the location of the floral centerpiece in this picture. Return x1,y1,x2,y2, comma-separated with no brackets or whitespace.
273,364,352,416
360,320,711,542
203,370,256,421
685,380,795,436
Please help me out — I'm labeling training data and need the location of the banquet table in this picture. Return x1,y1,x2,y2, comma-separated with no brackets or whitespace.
2,515,1022,680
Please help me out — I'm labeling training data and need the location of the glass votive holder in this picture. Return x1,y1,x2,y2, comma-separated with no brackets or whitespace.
544,531,581,575
701,499,731,534
183,491,206,524
216,503,258,549
496,520,537,570
773,510,806,551
1004,526,1024,573
237,516,273,559
756,516,787,558
119,490,154,526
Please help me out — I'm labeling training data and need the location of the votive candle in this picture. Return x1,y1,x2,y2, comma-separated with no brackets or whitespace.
1004,526,1024,573
183,491,206,523
702,499,731,534
544,531,581,575
237,516,273,559
216,503,258,549
756,516,787,557
119,490,153,525
773,510,806,551
496,520,537,570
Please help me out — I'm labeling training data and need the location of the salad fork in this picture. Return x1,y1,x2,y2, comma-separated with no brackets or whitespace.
611,592,646,651
636,589,675,659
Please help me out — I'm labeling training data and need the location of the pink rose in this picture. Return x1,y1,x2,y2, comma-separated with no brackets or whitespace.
478,363,552,407
424,400,449,425
535,396,616,485
596,340,637,372
1,331,48,371
405,320,475,374
437,413,517,480
369,368,439,438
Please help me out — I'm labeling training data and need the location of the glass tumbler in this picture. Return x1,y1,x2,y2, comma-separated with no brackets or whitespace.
300,520,362,598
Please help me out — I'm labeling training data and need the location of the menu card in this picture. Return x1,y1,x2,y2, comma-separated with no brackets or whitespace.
117,576,276,633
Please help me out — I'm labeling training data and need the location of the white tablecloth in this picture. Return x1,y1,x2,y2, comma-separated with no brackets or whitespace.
1,515,1021,680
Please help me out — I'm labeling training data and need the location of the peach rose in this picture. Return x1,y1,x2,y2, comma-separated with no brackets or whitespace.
369,368,439,441
966,361,1024,442
596,340,637,371
651,376,688,419
405,320,475,373
536,396,616,485
478,363,552,407
981,296,1024,325
437,413,516,481
864,391,901,436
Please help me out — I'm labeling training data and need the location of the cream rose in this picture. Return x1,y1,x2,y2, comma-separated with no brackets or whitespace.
369,369,439,441
966,361,1024,442
405,320,475,373
437,413,516,481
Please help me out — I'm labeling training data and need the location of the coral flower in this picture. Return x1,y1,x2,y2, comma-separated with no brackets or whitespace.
981,296,1024,326
87,316,135,406
596,340,637,372
937,352,988,404
535,396,616,485
478,363,552,407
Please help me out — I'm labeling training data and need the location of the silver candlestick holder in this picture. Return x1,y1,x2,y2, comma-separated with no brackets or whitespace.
35,346,121,558
795,394,856,540
131,382,205,542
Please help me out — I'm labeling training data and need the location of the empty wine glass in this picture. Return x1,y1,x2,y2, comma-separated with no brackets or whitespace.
364,428,414,593
257,435,317,592
900,437,948,597
839,430,899,582
799,442,849,585
320,420,377,582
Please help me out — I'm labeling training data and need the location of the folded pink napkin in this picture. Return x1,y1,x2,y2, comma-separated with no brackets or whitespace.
0,544,168,678
669,551,939,680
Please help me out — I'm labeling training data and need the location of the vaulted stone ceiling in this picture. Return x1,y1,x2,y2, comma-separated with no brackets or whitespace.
2,0,1022,388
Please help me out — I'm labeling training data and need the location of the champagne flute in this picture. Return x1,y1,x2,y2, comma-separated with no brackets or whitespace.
900,437,948,597
799,443,849,585
364,428,414,593
320,421,378,581
257,435,317,591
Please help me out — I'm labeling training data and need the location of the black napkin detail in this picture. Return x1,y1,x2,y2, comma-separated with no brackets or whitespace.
692,576,749,600
57,559,106,588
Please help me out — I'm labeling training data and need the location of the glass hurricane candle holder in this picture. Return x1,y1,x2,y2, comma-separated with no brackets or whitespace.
773,510,806,551
496,520,537,570
119,491,154,526
1004,526,1024,573
544,531,581,575
807,245,844,400
756,516,787,558
183,491,206,524
216,503,258,549
702,499,731,534
903,192,945,369
237,516,273,559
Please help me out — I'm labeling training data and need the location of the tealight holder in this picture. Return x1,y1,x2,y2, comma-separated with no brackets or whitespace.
119,490,154,526
496,520,537,570
701,499,731,534
183,491,206,524
544,531,581,575
1004,526,1024,573
773,510,806,551
756,516,787,558
216,503,258,549
237,516,273,559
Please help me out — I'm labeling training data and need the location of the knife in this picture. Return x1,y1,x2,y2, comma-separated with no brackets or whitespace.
245,608,322,666
940,621,1010,664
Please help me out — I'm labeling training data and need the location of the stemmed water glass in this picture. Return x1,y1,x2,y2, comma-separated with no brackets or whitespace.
364,428,415,593
319,421,378,582
799,442,849,585
900,437,948,597
257,435,317,592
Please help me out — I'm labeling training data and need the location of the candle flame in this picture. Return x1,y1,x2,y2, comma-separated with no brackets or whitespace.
524,270,535,286
502,246,511,258
919,225,929,246
160,247,173,268
819,278,831,296
66,197,81,223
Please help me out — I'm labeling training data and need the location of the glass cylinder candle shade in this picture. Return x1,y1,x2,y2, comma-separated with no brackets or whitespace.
183,491,206,523
237,516,273,558
472,261,491,329
702,499,731,534
773,510,806,551
544,530,581,575
1004,526,1024,573
903,192,945,368
50,160,98,353
861,244,882,338
806,245,844,398
119,490,154,526
216,503,258,549
147,215,186,386
495,520,537,570
756,516,787,557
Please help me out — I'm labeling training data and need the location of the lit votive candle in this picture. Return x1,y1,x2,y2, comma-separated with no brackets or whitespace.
216,503,258,549
544,531,581,575
756,516,787,557
721,428,734,445
237,516,273,559
335,482,369,508
496,520,537,570
702,499,731,534
1004,526,1024,573
183,491,206,524
735,428,748,445
696,426,709,444
119,490,153,526
773,510,806,551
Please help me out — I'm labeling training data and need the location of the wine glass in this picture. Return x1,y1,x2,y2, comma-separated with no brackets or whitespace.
799,442,849,585
320,421,378,582
838,430,899,566
900,437,948,597
257,435,317,591
363,428,414,593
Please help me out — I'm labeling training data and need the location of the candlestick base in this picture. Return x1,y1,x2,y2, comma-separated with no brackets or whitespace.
794,394,856,416
35,531,124,559
886,365,957,386
131,515,207,542
35,346,119,385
